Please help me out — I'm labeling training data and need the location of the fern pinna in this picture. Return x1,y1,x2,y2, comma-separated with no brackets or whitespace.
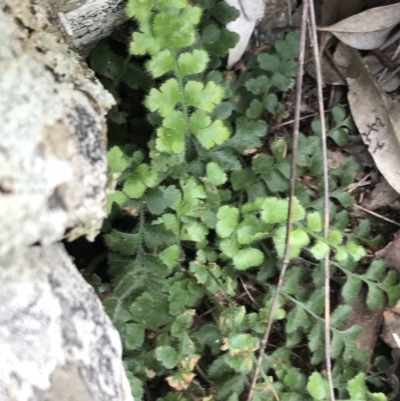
95,0,400,400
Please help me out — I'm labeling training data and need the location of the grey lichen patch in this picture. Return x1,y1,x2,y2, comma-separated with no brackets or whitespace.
68,104,105,165
0,244,133,401
0,0,115,259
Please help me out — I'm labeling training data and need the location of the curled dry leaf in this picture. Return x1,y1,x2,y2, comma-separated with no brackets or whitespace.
361,178,400,211
225,0,265,68
338,44,400,194
318,4,400,50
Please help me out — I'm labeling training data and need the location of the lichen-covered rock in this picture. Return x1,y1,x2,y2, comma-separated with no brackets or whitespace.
0,0,115,260
0,244,133,401
0,0,134,399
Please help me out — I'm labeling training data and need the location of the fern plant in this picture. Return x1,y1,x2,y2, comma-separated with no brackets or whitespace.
86,0,400,400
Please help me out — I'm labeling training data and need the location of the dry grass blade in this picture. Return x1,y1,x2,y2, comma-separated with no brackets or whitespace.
246,2,309,400
308,1,335,400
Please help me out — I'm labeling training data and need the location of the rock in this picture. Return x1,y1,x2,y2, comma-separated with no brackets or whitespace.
0,244,133,401
0,0,114,260
0,0,134,399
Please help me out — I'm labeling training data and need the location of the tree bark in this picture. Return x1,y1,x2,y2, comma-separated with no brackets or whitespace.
63,0,128,57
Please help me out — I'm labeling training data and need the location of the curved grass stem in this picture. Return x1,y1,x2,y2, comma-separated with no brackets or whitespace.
308,1,335,399
246,2,309,399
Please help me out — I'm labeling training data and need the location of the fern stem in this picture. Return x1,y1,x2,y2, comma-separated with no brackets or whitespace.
137,201,146,257
172,52,192,158
195,363,215,386
111,203,146,324
283,293,324,323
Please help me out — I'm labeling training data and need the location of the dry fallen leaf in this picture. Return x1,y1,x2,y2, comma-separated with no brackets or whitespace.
320,0,367,26
239,0,265,20
225,0,265,68
362,178,400,210
306,0,366,85
318,4,400,50
305,36,351,85
337,44,400,194
341,288,385,361
376,229,400,271
381,303,400,349
364,53,400,92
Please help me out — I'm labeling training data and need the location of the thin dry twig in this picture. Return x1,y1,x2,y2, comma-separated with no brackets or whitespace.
354,204,400,227
286,0,292,26
239,276,257,304
381,65,400,86
246,2,309,399
345,173,371,193
308,2,335,400
380,30,400,51
393,41,400,61
271,112,318,129
271,109,330,130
